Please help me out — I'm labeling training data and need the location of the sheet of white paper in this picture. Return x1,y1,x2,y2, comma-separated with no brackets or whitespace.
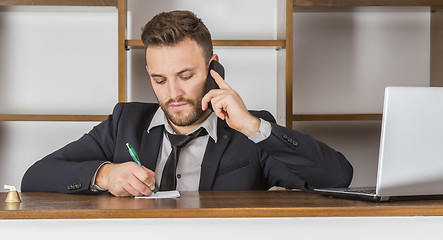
135,190,180,199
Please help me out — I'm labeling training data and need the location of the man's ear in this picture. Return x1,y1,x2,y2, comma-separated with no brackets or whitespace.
209,54,219,63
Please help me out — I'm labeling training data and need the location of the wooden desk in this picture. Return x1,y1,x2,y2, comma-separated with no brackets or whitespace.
3,191,443,219
2,191,443,239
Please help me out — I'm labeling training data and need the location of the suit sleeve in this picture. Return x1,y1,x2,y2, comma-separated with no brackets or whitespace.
254,111,353,191
21,104,125,194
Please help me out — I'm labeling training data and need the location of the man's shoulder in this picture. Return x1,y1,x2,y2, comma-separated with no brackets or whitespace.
110,102,159,124
249,110,276,123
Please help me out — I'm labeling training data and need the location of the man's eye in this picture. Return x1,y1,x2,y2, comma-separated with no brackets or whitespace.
181,75,193,80
155,80,166,85
153,78,166,84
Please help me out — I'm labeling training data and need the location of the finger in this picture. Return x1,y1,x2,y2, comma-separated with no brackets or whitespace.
123,176,146,197
142,166,156,180
201,97,209,111
201,88,227,112
210,94,228,120
110,186,131,197
128,177,152,196
214,106,227,120
137,166,156,190
147,170,156,189
133,171,156,194
210,69,231,90
201,89,226,111
201,88,221,111
123,186,143,197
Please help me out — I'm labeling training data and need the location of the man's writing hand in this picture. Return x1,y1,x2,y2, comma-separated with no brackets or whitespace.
202,70,261,138
95,162,156,197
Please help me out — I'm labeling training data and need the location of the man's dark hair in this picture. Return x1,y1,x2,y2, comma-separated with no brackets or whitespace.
141,10,213,64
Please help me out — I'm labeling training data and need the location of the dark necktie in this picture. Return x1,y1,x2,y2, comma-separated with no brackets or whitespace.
160,127,208,191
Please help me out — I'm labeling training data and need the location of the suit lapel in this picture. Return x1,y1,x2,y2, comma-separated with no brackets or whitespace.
139,125,164,171
199,120,231,190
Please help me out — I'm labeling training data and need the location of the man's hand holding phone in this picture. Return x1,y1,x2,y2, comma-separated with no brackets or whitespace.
202,67,261,138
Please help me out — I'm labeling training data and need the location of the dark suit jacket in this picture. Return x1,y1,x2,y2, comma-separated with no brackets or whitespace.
21,102,353,193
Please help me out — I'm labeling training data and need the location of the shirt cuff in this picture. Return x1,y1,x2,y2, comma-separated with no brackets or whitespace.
90,161,111,192
248,118,272,143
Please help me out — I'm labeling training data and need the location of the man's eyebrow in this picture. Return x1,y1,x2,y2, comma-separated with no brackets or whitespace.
150,73,165,78
150,68,195,78
178,68,194,74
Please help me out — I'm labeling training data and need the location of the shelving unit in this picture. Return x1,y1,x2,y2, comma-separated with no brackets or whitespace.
3,0,440,129
287,0,443,129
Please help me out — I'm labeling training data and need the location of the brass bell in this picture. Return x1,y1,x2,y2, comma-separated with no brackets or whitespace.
5,202,20,210
4,185,21,203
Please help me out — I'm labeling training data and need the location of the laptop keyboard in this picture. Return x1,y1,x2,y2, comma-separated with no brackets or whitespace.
347,188,376,195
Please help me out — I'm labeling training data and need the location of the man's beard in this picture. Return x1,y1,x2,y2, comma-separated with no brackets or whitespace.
159,92,208,127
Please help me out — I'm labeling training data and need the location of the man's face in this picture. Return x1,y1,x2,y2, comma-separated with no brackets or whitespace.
146,38,211,127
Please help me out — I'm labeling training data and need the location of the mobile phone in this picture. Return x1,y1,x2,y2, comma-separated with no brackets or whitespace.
205,60,225,92
205,60,225,111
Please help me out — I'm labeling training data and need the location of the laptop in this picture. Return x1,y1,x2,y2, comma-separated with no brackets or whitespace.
314,86,443,202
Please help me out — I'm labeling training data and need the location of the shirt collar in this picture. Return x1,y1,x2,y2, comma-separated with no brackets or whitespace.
147,107,218,143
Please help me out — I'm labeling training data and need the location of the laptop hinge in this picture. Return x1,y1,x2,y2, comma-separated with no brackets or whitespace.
380,196,390,201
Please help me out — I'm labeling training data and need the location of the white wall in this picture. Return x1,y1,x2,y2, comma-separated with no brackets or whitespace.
0,6,118,115
0,3,432,190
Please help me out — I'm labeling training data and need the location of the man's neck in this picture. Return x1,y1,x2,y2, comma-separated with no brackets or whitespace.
169,110,212,135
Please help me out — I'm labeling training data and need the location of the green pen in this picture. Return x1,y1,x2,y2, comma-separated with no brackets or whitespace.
126,143,157,194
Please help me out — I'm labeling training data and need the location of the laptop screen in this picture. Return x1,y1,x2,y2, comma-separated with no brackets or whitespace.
376,87,443,197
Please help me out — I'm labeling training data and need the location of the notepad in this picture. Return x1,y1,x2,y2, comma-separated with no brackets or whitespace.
135,190,180,199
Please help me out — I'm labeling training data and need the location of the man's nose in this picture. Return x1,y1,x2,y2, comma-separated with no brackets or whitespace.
168,79,184,99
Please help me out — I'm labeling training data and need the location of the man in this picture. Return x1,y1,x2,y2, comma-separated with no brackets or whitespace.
21,10,353,196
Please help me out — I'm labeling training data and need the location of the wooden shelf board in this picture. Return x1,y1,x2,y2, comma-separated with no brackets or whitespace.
293,0,443,7
0,114,107,122
0,0,118,6
126,40,286,48
292,114,382,121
